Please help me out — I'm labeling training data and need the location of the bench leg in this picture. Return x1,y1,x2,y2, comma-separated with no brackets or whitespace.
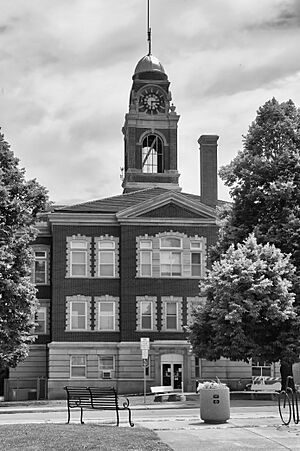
80,407,85,425
123,407,134,427
66,405,70,424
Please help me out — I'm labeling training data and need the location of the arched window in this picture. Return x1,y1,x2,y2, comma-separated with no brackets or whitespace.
142,134,163,173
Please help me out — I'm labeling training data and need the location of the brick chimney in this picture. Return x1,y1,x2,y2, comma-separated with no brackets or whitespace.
198,135,219,207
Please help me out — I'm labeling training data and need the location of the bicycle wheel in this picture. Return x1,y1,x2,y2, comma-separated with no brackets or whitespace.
278,391,292,425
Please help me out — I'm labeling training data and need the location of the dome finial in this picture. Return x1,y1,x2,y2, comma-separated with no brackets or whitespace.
147,0,152,55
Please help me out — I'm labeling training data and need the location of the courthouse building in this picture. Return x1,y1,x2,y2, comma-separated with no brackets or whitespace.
6,48,278,400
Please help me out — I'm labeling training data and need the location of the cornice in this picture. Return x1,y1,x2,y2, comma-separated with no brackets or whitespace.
48,212,118,225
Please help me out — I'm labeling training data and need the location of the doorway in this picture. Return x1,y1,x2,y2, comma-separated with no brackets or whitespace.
161,354,183,390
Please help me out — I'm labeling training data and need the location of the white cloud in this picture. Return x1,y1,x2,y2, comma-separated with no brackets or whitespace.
0,0,300,205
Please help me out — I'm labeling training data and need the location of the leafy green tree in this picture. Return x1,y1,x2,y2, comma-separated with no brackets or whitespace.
213,98,300,272
0,130,48,369
188,235,300,384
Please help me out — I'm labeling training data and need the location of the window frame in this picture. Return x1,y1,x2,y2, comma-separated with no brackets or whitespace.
98,241,115,278
66,236,91,279
161,297,182,332
97,301,115,331
140,300,153,330
70,355,87,378
35,306,47,334
70,300,88,331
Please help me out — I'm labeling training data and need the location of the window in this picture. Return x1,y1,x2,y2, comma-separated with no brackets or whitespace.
136,233,207,279
190,241,203,277
166,301,178,329
99,356,114,371
66,296,91,331
35,307,47,334
32,246,50,284
141,300,153,329
136,297,157,331
161,297,182,331
160,237,182,277
95,236,119,278
98,241,115,277
95,296,119,331
98,302,115,330
70,355,86,378
142,134,163,173
70,301,87,330
66,236,91,278
70,241,87,276
34,251,47,284
252,360,271,377
99,355,115,379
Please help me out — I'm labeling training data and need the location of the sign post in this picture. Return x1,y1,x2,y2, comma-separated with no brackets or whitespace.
140,338,150,403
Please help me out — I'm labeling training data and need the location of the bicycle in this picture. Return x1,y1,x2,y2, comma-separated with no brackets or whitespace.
278,376,299,425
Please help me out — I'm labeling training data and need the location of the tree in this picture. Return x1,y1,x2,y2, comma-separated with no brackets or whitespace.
208,98,300,387
0,130,48,369
188,235,300,385
213,98,300,272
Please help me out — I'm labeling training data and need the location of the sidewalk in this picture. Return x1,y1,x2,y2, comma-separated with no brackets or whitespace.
1,396,299,449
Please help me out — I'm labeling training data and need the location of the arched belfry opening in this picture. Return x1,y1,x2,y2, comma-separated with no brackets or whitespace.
142,134,163,174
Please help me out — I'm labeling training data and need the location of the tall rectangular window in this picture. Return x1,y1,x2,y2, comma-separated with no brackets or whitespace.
98,301,115,330
165,301,178,329
190,241,202,277
35,307,47,334
161,297,182,332
98,241,115,277
140,300,153,330
70,355,86,378
70,241,87,277
70,301,87,330
33,251,47,284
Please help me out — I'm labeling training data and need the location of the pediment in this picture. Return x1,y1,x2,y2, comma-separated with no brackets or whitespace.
116,191,216,222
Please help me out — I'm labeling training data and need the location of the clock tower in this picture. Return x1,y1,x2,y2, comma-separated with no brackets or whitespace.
122,52,181,193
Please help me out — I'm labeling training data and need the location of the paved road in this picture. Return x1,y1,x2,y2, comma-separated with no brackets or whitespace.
0,403,299,450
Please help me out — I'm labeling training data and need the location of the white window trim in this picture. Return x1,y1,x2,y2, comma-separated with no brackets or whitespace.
66,235,91,278
70,301,88,331
94,236,119,278
66,295,91,332
136,296,157,331
95,296,119,331
98,301,115,331
140,250,152,277
161,297,182,332
70,355,87,379
140,300,153,330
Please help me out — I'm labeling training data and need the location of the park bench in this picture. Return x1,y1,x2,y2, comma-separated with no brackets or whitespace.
64,386,134,426
150,385,179,402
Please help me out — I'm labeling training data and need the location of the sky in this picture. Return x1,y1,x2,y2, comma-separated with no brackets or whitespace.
0,0,300,205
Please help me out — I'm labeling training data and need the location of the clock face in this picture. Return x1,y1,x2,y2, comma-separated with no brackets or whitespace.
139,88,165,114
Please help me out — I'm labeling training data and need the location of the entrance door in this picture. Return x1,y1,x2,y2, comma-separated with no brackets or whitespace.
161,354,183,390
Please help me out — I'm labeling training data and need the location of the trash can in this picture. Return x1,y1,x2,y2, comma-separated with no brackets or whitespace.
199,387,230,423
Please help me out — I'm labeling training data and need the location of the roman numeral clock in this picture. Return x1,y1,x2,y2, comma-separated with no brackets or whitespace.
139,87,166,114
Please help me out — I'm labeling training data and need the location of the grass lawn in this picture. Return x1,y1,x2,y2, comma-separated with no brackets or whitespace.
0,423,173,451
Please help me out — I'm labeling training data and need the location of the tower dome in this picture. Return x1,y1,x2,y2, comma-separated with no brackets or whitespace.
134,54,166,75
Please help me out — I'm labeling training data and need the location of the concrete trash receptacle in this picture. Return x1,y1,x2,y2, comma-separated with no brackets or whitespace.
199,387,230,423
